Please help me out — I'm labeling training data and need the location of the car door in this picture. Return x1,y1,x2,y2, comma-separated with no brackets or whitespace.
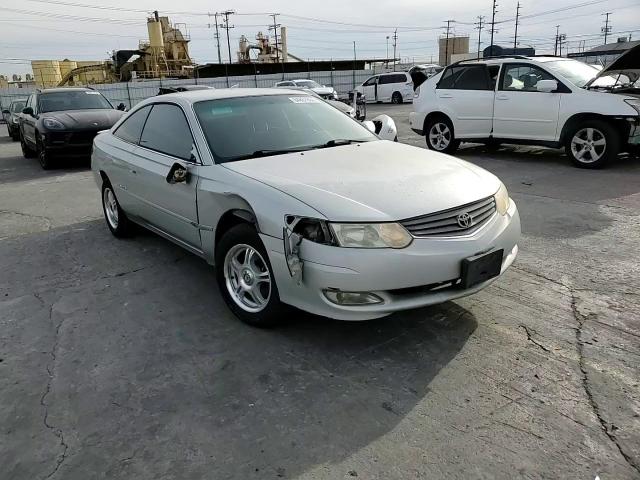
360,76,378,103
22,94,37,145
435,64,494,138
129,103,202,248
492,63,562,141
377,74,394,102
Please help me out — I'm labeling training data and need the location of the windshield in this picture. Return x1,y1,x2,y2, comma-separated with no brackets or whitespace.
39,91,113,113
293,80,321,88
10,101,25,113
544,59,608,88
193,94,377,163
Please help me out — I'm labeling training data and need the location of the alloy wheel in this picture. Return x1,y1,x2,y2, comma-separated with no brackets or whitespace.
429,122,452,151
570,127,606,164
103,187,119,229
224,244,271,313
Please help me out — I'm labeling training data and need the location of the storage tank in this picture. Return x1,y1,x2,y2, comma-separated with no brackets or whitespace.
76,61,105,84
147,12,165,50
31,60,62,88
59,59,77,79
280,26,288,63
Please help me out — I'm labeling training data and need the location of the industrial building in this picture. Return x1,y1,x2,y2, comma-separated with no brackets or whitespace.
439,36,470,66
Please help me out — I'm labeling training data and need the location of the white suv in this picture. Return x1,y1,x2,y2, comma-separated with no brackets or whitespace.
410,54,640,168
355,72,414,104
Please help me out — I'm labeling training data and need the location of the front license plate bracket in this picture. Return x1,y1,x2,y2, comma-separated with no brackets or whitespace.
460,249,504,289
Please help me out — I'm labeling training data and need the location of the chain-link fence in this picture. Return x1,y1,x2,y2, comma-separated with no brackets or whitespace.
1,69,376,112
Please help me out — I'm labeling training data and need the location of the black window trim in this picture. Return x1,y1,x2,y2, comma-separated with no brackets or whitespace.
137,101,201,164
113,104,152,147
498,62,572,93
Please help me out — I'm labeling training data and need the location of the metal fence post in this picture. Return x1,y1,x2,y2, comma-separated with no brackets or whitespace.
125,81,132,109
330,59,334,87
225,64,230,88
254,64,258,87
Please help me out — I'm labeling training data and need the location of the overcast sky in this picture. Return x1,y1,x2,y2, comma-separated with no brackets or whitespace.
1,0,639,77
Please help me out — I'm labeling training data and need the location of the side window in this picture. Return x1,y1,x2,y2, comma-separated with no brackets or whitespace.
113,105,152,144
362,76,377,86
25,95,33,111
393,74,408,83
378,75,390,85
139,104,194,161
454,66,491,90
437,66,463,89
501,64,554,92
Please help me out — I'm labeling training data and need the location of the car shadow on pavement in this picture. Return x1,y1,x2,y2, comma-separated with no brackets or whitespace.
0,220,478,480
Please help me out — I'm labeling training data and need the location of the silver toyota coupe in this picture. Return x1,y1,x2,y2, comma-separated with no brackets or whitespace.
91,88,520,326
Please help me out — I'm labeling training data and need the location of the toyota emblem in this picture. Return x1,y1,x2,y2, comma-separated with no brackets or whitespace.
457,212,472,228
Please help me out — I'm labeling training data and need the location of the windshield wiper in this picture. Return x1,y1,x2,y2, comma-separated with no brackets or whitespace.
229,148,307,161
311,139,368,149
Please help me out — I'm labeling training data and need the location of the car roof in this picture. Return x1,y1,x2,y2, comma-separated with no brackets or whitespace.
10,98,27,103
147,87,312,104
455,56,566,66
39,87,94,94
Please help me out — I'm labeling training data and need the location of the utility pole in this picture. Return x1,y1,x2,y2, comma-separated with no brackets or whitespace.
392,28,398,68
513,2,521,51
386,36,390,66
443,20,453,65
353,41,356,89
554,25,560,55
489,0,498,57
269,13,280,63
601,12,612,45
208,13,222,64
558,32,566,56
475,15,485,59
221,10,235,64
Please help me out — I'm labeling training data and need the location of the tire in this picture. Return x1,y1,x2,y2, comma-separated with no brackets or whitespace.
565,120,619,169
425,116,460,154
391,92,403,104
486,140,502,152
216,223,285,327
101,180,133,237
20,132,36,158
37,135,54,170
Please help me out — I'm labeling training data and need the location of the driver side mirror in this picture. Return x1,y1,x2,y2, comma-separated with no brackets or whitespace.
166,162,189,184
536,79,558,93
116,103,127,111
22,107,34,116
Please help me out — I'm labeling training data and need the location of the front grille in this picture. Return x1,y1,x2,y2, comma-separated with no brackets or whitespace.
400,195,496,237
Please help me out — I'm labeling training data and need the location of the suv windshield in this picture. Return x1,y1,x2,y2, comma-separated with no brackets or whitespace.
294,80,321,88
193,94,377,163
39,91,113,113
543,60,602,88
10,101,25,113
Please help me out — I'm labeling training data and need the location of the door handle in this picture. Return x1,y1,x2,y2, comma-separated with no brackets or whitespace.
496,94,509,100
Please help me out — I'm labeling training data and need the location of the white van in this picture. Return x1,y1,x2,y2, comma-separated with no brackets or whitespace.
355,72,414,104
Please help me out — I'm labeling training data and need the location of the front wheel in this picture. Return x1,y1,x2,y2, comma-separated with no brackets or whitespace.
20,132,36,158
565,120,619,169
425,117,460,154
216,223,285,327
101,182,133,237
37,137,53,170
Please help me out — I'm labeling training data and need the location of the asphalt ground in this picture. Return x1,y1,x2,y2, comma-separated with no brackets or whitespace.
1,105,639,480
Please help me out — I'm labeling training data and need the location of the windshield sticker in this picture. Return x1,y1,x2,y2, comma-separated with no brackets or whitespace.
86,91,101,95
289,96,321,104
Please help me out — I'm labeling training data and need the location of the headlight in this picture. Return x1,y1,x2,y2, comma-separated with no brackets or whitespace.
43,117,65,129
495,182,510,215
329,223,412,248
624,99,640,115
414,86,421,98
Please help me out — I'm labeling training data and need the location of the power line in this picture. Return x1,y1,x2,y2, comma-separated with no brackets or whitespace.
220,10,235,64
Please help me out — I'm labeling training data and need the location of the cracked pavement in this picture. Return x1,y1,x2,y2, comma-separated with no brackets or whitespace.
1,109,639,480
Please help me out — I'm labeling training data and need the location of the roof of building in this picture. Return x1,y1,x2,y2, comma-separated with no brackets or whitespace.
586,40,640,53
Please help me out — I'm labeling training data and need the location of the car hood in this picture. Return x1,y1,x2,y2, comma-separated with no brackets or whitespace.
311,86,335,95
223,141,501,222
42,109,125,130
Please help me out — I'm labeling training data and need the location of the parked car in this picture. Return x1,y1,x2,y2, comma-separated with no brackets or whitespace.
355,72,414,104
274,80,338,100
20,87,125,169
410,52,640,168
2,99,27,140
92,88,520,326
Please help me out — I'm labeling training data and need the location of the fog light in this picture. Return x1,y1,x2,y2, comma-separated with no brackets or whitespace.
323,289,383,306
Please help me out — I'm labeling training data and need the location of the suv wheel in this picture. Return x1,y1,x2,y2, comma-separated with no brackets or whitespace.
37,136,53,170
566,120,619,169
20,132,36,158
426,117,459,154
391,92,403,104
216,223,285,327
101,181,132,237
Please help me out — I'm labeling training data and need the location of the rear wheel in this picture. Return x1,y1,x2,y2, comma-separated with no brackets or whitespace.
391,92,403,104
101,181,133,237
216,223,285,327
20,132,36,158
425,117,459,154
565,120,619,169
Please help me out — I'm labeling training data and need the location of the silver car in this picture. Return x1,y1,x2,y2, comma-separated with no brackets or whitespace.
92,88,520,326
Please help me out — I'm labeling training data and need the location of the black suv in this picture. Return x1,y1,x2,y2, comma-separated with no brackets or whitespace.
20,87,125,169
